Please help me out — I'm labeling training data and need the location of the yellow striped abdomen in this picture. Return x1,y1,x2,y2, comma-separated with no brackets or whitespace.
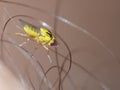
23,24,40,37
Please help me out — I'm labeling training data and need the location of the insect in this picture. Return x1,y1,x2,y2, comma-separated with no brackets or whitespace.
16,19,57,63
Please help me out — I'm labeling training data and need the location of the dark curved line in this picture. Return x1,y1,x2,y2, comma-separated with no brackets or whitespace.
39,65,76,90
52,0,63,89
0,15,28,63
55,33,72,90
0,15,33,62
0,0,50,16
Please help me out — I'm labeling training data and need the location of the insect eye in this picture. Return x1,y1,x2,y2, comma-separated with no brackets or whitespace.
50,40,57,46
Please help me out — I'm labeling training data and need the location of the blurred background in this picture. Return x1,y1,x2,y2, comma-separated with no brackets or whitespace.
0,0,120,90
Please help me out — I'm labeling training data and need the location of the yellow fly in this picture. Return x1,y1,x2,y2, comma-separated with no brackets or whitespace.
16,19,57,63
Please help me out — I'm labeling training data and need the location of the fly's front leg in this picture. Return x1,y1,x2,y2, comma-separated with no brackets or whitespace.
15,33,30,47
43,45,52,63
19,38,30,47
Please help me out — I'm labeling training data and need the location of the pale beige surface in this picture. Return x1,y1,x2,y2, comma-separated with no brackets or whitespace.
0,0,120,90
0,61,27,90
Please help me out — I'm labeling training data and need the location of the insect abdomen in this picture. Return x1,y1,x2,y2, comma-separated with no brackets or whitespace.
19,19,40,37
23,24,40,37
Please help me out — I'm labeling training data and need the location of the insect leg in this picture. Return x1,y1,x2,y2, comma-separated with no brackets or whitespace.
19,38,30,47
15,33,28,37
42,45,52,63
15,33,30,47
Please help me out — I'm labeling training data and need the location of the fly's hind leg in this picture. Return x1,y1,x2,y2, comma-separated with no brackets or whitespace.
15,33,30,47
